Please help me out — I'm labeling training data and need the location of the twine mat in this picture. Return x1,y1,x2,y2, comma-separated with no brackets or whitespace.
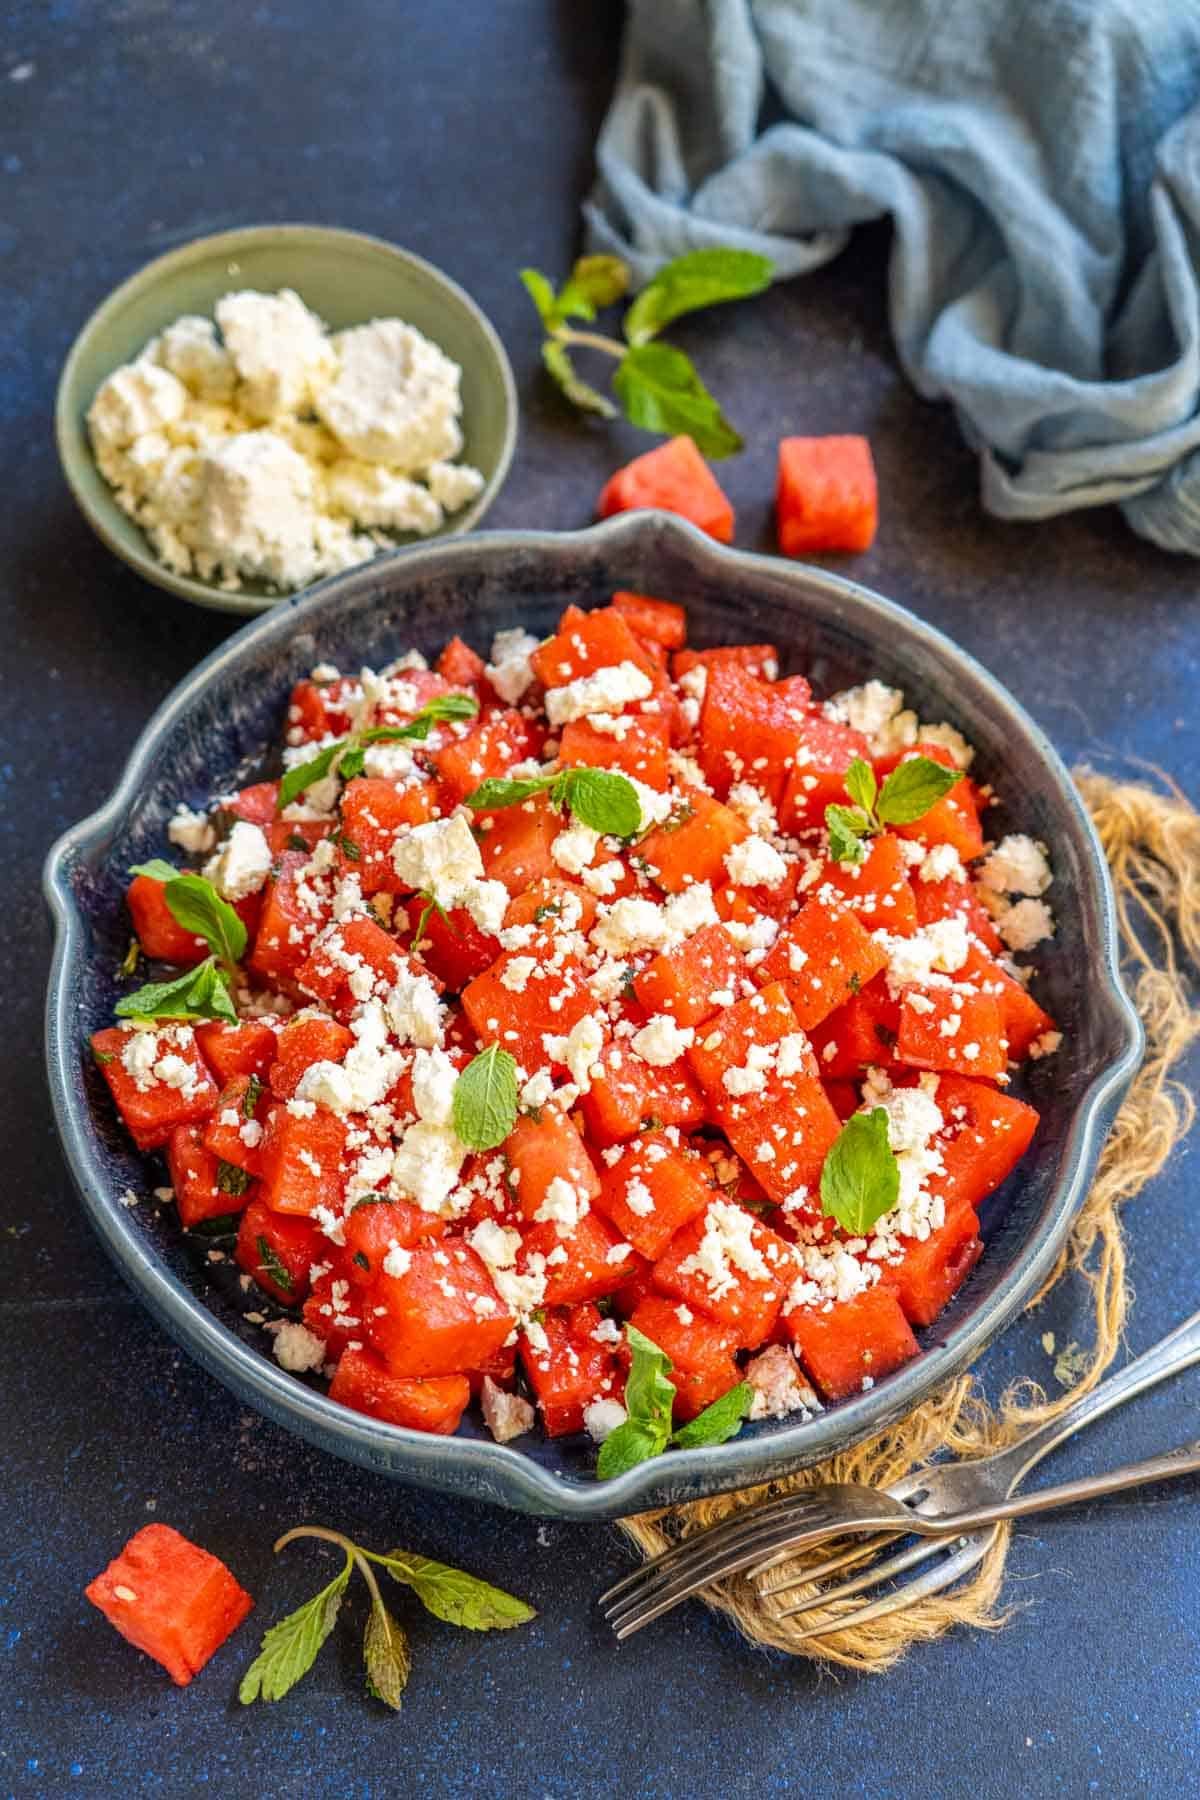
617,774,1200,1669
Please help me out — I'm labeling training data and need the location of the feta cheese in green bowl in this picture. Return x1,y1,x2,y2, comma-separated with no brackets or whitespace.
55,225,518,615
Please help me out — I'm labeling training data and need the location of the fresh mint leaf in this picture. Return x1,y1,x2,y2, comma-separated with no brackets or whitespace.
542,339,617,418
128,858,180,883
671,1381,753,1449
114,956,236,1024
844,757,879,819
372,693,479,741
216,1160,253,1197
337,745,367,781
876,756,963,826
465,773,554,812
520,267,559,327
624,248,774,345
243,1074,263,1118
614,342,742,459
596,1418,668,1480
566,253,631,309
161,872,247,965
820,1107,899,1236
362,1597,411,1710
559,766,641,837
452,1044,519,1151
378,1552,536,1631
825,803,871,866
597,1323,677,1478
238,1560,352,1704
278,742,343,810
255,1234,295,1294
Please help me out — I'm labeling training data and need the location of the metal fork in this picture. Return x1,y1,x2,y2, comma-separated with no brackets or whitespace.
753,1304,1200,1637
599,1307,1200,1640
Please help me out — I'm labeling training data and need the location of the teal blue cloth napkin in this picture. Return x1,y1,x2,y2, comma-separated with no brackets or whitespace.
585,0,1200,555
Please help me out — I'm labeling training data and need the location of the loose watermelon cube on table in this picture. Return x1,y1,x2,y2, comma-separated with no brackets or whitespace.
85,1524,253,1687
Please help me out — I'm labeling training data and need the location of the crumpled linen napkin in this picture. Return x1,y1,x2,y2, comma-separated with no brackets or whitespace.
585,0,1200,555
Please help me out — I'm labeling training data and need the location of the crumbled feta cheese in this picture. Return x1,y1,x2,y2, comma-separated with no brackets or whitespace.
88,360,188,449
727,783,778,836
996,897,1056,951
391,1121,467,1212
425,459,485,512
876,917,969,992
216,288,336,421
316,317,463,469
384,965,444,1048
678,1199,772,1299
978,835,1053,898
543,1013,605,1092
583,1399,628,1443
485,628,540,704
544,662,653,726
204,819,272,901
271,1321,328,1373
724,835,788,890
468,1220,522,1270
534,1175,589,1233
410,1045,459,1126
551,821,600,876
827,681,916,757
166,803,216,855
481,1377,535,1443
745,1345,821,1421
918,842,965,884
631,1015,695,1066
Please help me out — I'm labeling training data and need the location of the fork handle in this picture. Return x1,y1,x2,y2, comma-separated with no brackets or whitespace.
942,1440,1200,1533
982,1308,1200,1491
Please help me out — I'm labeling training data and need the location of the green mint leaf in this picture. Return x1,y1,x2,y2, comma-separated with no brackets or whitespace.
92,1045,114,1066
825,803,872,866
452,1044,519,1151
162,873,247,965
622,1324,677,1439
623,248,774,345
119,938,141,978
560,766,641,837
243,1073,263,1118
613,342,742,459
542,339,617,419
255,1234,295,1294
128,858,180,884
844,756,879,819
464,773,554,812
820,1107,900,1236
350,1192,392,1211
366,693,479,744
338,746,366,781
520,267,559,328
114,957,237,1024
671,1381,753,1449
596,1418,669,1480
876,756,963,826
411,890,454,949
278,741,343,811
238,1561,352,1704
183,1211,242,1239
362,1596,411,1710
564,253,630,311
379,1552,536,1630
216,1160,253,1197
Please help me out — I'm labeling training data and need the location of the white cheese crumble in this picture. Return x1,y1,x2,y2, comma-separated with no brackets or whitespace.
544,662,653,726
87,291,485,594
485,629,540,705
166,803,216,855
583,1399,628,1443
481,1377,535,1443
391,814,506,936
724,835,788,890
270,1321,327,1373
631,1015,695,1067
203,819,271,901
996,897,1056,951
978,834,1053,897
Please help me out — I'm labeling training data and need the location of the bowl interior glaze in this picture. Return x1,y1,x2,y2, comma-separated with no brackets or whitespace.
44,515,1142,1518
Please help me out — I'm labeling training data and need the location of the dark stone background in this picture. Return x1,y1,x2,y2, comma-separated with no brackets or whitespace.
2,3,1196,1794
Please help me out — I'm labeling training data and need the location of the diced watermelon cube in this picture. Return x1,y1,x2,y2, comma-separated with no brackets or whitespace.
85,1524,253,1687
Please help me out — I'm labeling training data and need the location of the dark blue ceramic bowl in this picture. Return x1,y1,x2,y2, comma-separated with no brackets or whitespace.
44,514,1142,1519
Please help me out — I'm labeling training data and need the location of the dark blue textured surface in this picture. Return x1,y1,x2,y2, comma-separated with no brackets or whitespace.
2,3,1198,1794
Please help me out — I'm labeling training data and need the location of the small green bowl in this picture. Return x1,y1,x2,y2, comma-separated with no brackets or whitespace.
55,224,518,615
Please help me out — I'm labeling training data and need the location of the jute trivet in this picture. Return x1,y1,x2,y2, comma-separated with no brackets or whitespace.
618,774,1200,1669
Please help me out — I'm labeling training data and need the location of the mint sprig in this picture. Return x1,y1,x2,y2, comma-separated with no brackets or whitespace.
239,1526,533,1713
452,1044,519,1151
522,247,773,458
114,957,237,1024
466,764,641,838
824,754,964,865
278,693,479,810
596,1325,753,1479
819,1107,900,1236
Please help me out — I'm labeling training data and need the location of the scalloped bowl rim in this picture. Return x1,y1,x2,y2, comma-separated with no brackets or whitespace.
43,515,1143,1519
53,222,519,615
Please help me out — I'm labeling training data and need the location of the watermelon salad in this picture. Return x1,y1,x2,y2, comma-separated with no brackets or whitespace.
90,592,1061,1467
